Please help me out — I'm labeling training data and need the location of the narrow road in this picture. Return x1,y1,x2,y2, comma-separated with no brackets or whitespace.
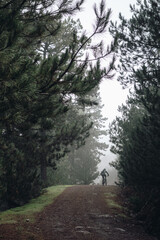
32,185,156,240
0,185,157,240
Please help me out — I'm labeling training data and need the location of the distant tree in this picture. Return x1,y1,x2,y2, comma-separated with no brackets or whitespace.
37,17,84,60
70,87,108,185
38,103,93,186
51,86,108,185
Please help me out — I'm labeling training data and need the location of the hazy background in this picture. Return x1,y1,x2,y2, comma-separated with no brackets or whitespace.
75,0,137,184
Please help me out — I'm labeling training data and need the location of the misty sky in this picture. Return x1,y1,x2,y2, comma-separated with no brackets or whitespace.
76,0,137,123
75,0,137,178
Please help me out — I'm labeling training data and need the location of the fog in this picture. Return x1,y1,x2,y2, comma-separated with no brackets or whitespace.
75,0,137,184
96,81,128,184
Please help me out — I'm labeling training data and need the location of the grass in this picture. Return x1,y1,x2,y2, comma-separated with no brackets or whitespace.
105,192,128,218
0,185,70,224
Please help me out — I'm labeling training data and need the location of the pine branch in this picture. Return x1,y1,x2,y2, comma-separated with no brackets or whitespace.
40,0,113,93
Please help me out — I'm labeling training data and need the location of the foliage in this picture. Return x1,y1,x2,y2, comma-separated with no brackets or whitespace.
48,87,108,185
0,185,68,224
109,0,160,237
0,0,115,208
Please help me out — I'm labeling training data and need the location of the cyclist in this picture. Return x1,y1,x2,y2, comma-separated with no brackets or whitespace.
100,168,109,185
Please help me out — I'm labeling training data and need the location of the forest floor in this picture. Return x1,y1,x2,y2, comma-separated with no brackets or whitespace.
0,185,158,240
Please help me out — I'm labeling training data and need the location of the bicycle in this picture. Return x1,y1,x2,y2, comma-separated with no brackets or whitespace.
100,168,109,186
102,176,107,186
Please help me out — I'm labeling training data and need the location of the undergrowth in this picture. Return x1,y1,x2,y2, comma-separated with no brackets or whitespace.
105,191,128,218
0,185,70,224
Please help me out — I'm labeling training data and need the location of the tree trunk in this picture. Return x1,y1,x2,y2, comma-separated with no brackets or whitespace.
41,154,47,186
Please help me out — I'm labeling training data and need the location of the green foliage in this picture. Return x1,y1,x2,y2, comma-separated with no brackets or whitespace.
109,0,160,236
0,185,69,224
0,0,115,208
50,87,108,185
0,136,41,209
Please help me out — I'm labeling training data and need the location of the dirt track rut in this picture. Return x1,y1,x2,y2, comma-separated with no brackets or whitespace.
33,185,156,240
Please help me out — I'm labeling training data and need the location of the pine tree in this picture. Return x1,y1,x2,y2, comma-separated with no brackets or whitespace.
50,86,108,185
109,0,160,236
71,87,108,184
0,0,115,207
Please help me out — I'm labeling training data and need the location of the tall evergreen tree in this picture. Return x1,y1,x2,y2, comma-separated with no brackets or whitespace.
0,0,116,208
50,86,108,185
70,87,108,185
109,0,160,236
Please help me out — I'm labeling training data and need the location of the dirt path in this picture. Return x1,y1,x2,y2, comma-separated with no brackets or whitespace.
0,185,157,240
